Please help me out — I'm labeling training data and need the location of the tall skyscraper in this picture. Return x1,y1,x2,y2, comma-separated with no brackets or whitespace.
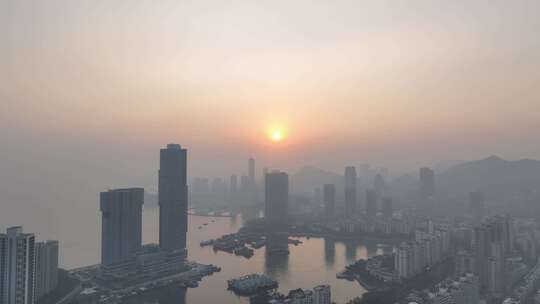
323,184,336,218
210,178,227,203
248,157,255,184
474,216,513,294
344,166,357,217
314,187,322,205
229,175,238,205
382,197,393,219
230,175,238,194
240,175,249,191
190,178,209,205
456,250,476,275
0,235,5,304
474,224,490,291
100,188,143,266
0,227,35,304
373,173,385,196
419,167,435,198
366,188,378,218
265,171,289,228
313,285,331,304
35,241,59,300
159,144,188,252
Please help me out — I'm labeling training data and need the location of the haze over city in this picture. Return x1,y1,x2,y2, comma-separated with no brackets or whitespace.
2,1,540,304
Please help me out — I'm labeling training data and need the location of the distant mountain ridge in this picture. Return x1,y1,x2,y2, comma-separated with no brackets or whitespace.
289,156,540,199
437,155,540,197
291,166,343,195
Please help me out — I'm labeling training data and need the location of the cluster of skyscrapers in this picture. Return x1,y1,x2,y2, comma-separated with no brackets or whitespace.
394,225,452,280
451,214,522,302
317,165,396,223
405,273,480,304
285,285,331,304
473,215,514,297
0,227,59,304
191,157,258,207
99,144,188,280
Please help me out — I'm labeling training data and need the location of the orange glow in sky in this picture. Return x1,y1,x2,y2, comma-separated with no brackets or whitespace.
2,1,540,176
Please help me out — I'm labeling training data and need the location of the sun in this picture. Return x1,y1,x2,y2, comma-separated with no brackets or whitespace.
271,130,283,142
266,126,286,143
265,123,287,143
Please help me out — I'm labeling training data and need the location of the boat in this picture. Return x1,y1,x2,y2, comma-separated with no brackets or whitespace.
200,240,214,247
234,246,254,258
227,274,278,295
288,239,302,246
251,239,266,249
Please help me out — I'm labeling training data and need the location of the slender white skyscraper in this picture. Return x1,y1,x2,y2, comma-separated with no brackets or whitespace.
0,227,36,304
313,285,331,304
230,175,238,194
248,157,255,184
35,241,59,300
159,144,188,252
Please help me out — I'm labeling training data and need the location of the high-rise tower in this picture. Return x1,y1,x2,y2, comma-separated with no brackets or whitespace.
230,175,238,194
265,171,289,228
366,188,378,218
35,241,59,300
382,197,393,219
0,227,35,304
323,184,336,218
159,144,188,252
373,173,385,196
248,157,255,184
100,188,143,266
344,166,357,217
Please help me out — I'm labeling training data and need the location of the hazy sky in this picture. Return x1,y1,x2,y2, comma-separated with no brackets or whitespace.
2,0,540,183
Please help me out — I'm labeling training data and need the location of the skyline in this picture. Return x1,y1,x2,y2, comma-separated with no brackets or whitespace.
1,142,530,304
2,0,540,274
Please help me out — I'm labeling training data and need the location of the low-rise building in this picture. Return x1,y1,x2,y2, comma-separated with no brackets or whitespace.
99,243,187,282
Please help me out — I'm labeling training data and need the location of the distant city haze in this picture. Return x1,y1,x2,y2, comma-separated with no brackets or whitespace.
1,0,540,266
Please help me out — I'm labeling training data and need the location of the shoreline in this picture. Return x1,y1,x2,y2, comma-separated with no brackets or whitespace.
287,231,408,243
